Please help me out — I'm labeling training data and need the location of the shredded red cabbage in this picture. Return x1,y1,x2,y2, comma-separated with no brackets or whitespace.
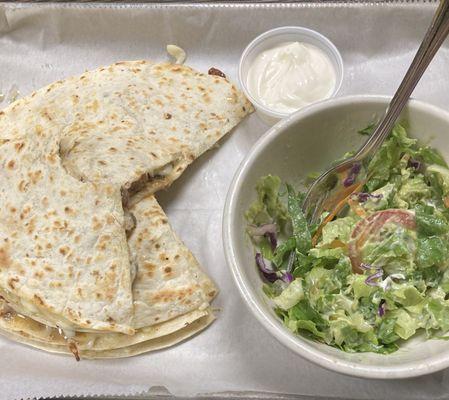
281,272,293,283
355,192,383,203
343,162,361,187
247,223,277,237
360,263,372,271
365,269,384,286
255,253,277,282
378,300,386,317
408,158,422,170
248,223,277,251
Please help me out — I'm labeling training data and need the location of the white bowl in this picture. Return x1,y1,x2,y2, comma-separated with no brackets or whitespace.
238,26,344,126
223,95,449,379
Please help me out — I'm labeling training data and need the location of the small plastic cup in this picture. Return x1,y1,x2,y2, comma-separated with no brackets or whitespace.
239,26,344,126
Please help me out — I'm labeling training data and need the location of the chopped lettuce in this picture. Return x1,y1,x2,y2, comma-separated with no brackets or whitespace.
245,175,288,228
273,278,304,310
247,123,449,354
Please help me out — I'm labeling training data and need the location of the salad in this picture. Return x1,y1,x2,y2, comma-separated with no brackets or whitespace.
246,123,449,354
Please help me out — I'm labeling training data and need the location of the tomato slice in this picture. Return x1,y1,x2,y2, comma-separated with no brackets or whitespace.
348,209,416,273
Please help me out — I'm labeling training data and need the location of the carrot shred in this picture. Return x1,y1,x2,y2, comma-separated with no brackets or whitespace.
312,180,366,246
444,196,449,208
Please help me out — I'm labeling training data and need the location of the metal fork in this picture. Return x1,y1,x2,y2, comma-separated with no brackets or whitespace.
302,0,449,229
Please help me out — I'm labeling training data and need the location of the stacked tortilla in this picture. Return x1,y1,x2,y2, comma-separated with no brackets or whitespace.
0,61,251,358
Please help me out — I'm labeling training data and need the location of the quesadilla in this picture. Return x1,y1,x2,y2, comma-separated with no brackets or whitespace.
0,60,251,357
0,195,217,358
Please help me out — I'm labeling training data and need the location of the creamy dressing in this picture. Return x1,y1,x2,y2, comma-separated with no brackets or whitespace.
247,42,336,113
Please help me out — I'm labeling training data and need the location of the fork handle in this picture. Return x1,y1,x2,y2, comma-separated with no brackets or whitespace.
356,0,449,160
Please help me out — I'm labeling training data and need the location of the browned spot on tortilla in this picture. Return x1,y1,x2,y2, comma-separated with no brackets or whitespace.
159,253,169,261
47,152,57,164
109,147,118,153
91,99,99,112
59,246,70,256
164,113,172,120
14,142,25,152
9,207,16,213
143,262,156,272
26,218,36,234
8,277,19,289
28,170,43,184
18,180,29,193
92,217,102,231
33,269,42,278
33,294,45,306
6,160,15,169
0,246,11,269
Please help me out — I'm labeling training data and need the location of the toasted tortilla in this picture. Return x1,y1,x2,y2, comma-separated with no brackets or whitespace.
128,195,217,329
0,304,215,359
0,60,250,335
0,195,217,357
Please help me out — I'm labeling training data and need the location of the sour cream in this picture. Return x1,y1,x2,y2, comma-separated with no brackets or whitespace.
247,41,336,113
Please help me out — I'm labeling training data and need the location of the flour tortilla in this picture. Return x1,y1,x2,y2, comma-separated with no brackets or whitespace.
0,60,251,334
128,195,217,330
0,195,218,357
0,304,215,359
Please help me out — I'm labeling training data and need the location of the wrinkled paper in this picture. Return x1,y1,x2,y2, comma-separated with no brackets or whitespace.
1,2,449,399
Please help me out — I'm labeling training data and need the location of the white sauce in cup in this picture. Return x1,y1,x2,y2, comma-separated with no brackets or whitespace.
247,41,336,113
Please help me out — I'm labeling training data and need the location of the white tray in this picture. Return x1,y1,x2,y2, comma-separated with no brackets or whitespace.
1,2,449,400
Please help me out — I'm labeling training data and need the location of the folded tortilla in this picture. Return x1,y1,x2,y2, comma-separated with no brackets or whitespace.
0,195,217,358
0,60,250,338
0,302,215,359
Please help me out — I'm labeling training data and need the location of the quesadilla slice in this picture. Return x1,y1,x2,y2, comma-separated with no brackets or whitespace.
0,195,217,358
0,60,250,339
0,302,215,359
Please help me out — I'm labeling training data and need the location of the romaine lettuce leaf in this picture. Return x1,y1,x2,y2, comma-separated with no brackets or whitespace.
415,204,449,236
245,175,288,227
286,184,311,254
273,278,304,310
416,236,447,268
320,216,357,246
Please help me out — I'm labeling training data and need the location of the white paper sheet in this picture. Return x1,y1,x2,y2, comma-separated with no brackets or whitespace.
1,2,449,399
